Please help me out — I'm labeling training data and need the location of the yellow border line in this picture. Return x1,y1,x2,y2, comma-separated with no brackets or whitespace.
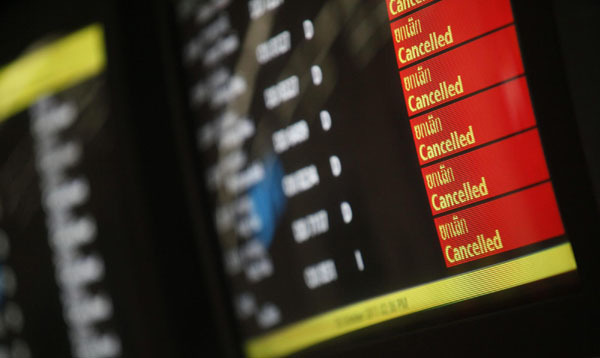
0,24,105,123
245,242,576,357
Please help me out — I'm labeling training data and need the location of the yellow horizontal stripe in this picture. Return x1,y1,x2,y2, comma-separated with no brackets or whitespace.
246,242,577,357
0,24,105,122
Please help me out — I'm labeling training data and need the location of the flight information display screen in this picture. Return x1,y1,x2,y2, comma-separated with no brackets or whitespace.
175,0,579,356
0,25,122,358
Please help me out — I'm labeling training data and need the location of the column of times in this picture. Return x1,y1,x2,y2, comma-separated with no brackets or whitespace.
386,0,565,267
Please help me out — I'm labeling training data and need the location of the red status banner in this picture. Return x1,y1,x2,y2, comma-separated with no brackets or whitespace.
421,129,549,215
385,0,435,21
399,26,524,116
434,182,565,267
410,77,536,165
390,0,513,68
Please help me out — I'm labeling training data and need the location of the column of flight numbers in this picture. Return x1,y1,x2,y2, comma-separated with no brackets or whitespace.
386,0,566,267
266,14,365,292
